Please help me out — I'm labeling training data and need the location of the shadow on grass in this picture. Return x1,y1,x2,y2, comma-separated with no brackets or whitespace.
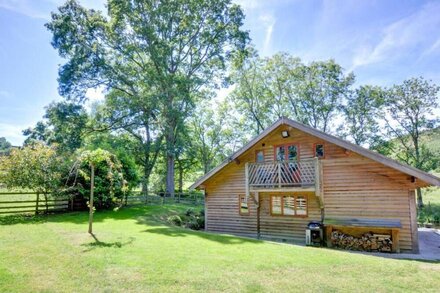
0,214,47,225
81,233,136,252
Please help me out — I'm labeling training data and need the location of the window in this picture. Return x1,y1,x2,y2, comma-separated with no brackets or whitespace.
314,144,325,159
256,150,264,163
239,195,249,215
271,196,282,215
283,195,295,215
287,145,298,161
270,194,308,216
276,146,285,161
275,144,299,162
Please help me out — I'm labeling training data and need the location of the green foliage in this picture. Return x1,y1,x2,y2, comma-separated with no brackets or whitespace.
0,143,68,194
23,101,88,152
0,137,12,155
381,77,440,171
72,149,127,209
46,0,249,197
340,85,385,146
167,207,205,230
167,215,183,226
229,50,354,134
83,133,140,190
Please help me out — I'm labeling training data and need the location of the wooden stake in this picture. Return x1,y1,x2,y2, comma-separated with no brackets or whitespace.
88,164,95,234
35,192,40,215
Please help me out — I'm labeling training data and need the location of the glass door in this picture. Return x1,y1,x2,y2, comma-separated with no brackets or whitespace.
274,144,300,185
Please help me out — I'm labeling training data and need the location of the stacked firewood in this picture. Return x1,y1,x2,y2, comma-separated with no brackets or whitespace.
330,230,392,252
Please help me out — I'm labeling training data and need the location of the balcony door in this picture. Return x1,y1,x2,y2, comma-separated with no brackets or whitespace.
274,144,301,185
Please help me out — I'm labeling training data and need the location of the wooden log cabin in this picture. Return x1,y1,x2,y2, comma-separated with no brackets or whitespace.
190,117,440,253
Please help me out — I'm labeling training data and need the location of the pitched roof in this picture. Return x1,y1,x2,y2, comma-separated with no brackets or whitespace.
190,117,440,189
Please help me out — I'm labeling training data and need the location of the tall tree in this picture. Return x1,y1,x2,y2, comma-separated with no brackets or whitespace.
47,0,248,197
382,77,440,208
341,85,385,146
228,48,273,134
190,102,227,174
264,52,302,120
295,60,355,132
93,90,162,196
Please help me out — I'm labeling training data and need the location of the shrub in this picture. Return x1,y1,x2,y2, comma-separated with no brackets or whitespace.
168,215,183,226
433,213,440,225
185,208,195,217
168,209,205,230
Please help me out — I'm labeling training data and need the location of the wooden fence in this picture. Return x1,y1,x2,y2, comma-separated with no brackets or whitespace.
124,192,205,205
0,192,69,215
0,191,204,215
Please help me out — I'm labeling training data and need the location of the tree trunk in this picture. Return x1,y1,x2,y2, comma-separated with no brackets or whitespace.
88,164,95,234
165,121,176,198
143,174,149,203
166,155,175,198
178,165,184,195
35,192,40,215
44,193,48,214
416,187,424,208
142,168,149,197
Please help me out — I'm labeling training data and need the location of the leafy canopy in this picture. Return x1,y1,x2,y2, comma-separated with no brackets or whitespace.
0,143,68,194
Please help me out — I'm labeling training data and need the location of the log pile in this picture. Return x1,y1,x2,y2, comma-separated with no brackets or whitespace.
330,230,392,252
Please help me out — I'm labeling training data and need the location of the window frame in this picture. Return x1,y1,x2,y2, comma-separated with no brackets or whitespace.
313,143,325,159
255,149,265,163
270,194,308,217
273,143,300,162
239,194,250,216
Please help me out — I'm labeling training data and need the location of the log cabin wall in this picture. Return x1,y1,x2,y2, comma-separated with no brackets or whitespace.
258,192,321,242
203,125,417,250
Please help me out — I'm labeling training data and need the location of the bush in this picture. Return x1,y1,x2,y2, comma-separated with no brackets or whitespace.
168,209,205,230
168,215,183,226
185,208,195,217
433,213,440,225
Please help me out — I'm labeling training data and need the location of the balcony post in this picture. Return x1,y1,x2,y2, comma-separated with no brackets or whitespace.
278,162,282,188
245,162,249,198
314,157,320,197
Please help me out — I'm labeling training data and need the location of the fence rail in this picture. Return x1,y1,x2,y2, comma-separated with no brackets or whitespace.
125,192,204,206
0,190,204,215
0,192,69,215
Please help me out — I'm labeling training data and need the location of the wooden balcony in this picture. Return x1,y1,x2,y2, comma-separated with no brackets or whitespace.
245,158,322,196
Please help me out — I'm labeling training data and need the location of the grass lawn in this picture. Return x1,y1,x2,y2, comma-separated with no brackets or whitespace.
0,204,439,292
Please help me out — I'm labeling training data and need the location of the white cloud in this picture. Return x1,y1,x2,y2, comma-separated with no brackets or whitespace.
259,13,276,55
0,122,27,145
351,1,440,70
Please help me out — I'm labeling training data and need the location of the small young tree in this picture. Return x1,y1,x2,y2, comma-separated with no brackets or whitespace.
70,149,126,234
0,143,68,213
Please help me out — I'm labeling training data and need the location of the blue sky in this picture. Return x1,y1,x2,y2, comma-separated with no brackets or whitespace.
1,0,440,145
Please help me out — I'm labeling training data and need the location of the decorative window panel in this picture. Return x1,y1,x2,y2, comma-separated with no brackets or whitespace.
270,194,308,217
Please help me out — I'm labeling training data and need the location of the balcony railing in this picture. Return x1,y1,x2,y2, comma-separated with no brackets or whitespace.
245,158,319,192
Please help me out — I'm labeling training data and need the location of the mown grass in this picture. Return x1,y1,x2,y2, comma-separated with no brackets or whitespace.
0,203,439,292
